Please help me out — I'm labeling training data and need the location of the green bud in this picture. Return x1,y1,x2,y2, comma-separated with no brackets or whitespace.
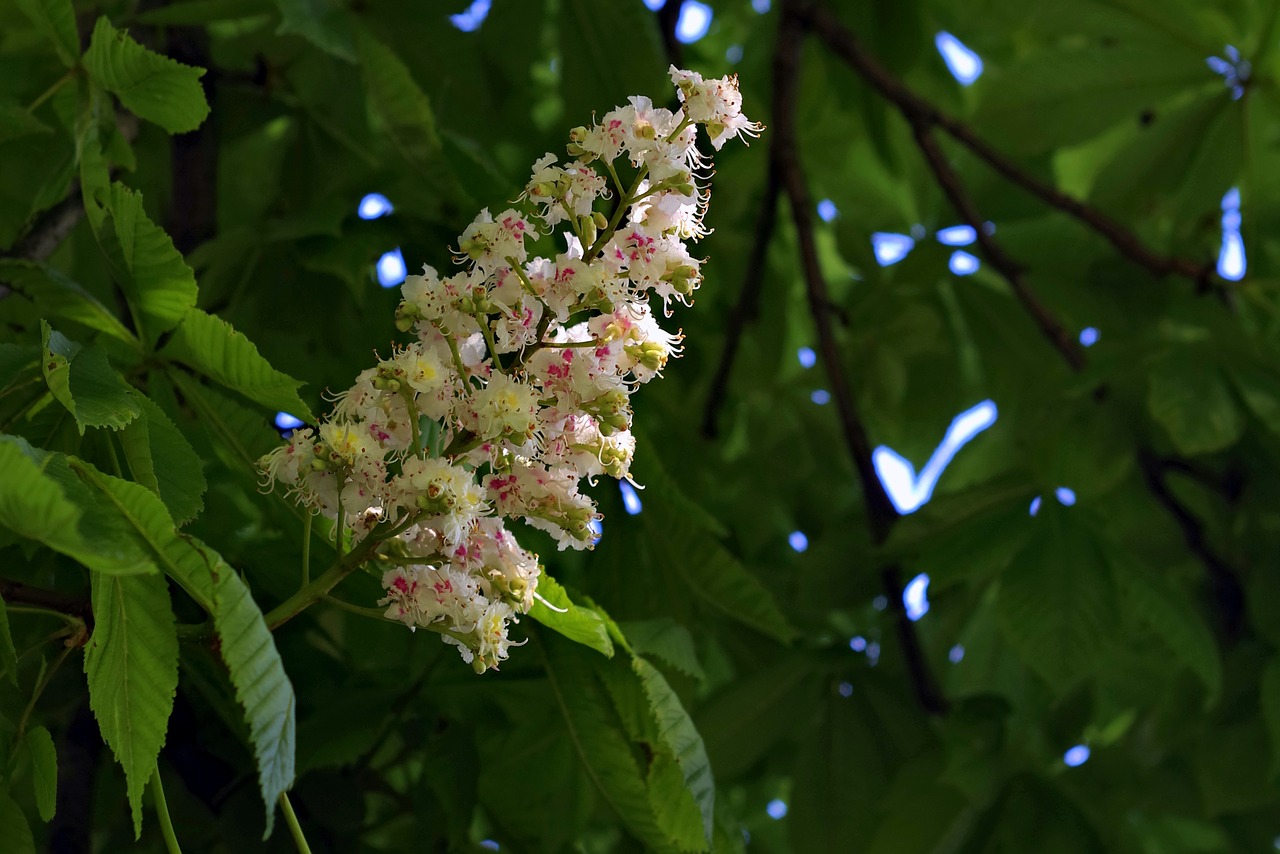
580,215,597,248
591,211,608,230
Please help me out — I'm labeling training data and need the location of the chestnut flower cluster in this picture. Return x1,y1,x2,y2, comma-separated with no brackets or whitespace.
259,67,761,672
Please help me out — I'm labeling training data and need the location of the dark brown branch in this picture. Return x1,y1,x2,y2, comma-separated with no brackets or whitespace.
0,579,93,633
701,160,781,438
796,1,1219,294
775,1,947,715
657,0,685,68
1139,451,1244,641
909,124,1087,371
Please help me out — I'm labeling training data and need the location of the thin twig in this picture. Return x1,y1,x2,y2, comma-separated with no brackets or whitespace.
1138,450,1244,641
909,123,1088,371
774,1,947,715
796,1,1219,294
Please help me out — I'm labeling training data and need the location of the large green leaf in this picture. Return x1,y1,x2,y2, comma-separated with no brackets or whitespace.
619,619,705,682
84,570,178,838
541,632,672,852
14,0,79,67
1111,556,1221,703
94,183,199,348
119,393,206,526
71,465,294,836
23,725,58,822
1148,353,1242,456
40,320,141,433
0,261,135,346
529,574,614,657
84,17,210,134
356,30,441,177
633,656,715,845
0,791,34,854
160,309,313,422
275,0,356,61
996,505,1117,689
0,436,154,575
648,504,797,644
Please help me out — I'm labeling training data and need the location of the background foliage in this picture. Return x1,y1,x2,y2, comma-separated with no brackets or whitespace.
2,0,1280,851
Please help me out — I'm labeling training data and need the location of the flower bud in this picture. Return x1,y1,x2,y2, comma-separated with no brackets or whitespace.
591,211,608,230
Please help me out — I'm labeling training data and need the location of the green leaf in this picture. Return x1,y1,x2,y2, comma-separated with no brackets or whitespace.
275,0,356,61
996,505,1117,689
161,309,313,422
84,570,178,838
0,791,34,854
648,504,797,644
647,752,706,853
0,598,16,689
119,394,206,526
84,17,210,134
1148,353,1242,455
95,183,199,348
619,619,705,682
542,632,671,851
530,574,614,657
209,552,296,837
633,656,715,845
24,725,58,822
40,321,141,433
1111,556,1221,703
0,261,135,346
1231,362,1280,436
356,30,441,177
70,465,294,836
0,101,52,145
1263,658,1280,777
0,437,156,575
13,0,79,67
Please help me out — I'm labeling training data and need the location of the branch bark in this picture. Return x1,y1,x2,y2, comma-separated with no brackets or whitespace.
795,1,1219,294
775,1,948,715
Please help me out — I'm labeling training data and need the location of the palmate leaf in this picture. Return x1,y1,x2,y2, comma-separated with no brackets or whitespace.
84,570,178,838
84,17,209,134
93,184,198,348
119,393,206,526
619,619,705,682
161,308,314,423
71,465,295,837
275,0,355,61
40,320,141,433
13,0,79,67
1148,352,1243,456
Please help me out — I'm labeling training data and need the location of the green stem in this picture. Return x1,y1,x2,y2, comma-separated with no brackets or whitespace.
263,513,420,630
539,338,605,349
321,595,387,620
5,604,85,634
278,792,313,854
587,165,648,258
301,513,313,585
16,643,72,741
26,69,75,113
402,390,423,457
151,769,183,854
475,313,507,374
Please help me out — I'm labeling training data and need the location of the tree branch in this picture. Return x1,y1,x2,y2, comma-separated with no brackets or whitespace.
1138,450,1244,641
701,159,781,438
796,1,1220,294
909,123,1088,371
775,1,947,715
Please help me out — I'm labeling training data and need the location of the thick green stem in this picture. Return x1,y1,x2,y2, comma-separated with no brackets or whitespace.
278,792,313,854
151,769,183,854
587,166,648,258
263,513,420,630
